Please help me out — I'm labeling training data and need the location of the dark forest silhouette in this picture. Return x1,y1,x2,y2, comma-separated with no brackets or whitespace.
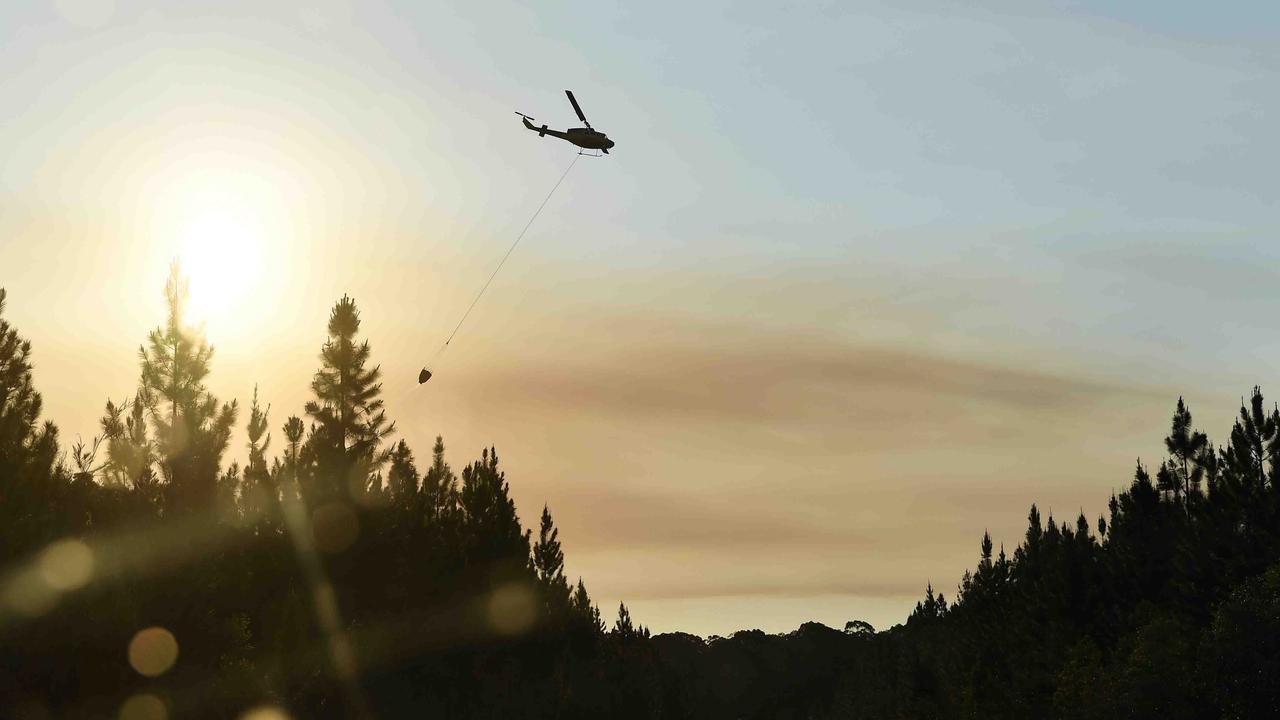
3,268,1280,718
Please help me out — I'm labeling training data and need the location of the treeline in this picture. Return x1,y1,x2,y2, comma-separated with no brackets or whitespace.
4,266,1280,718
627,395,1280,718
0,267,651,719
816,388,1280,718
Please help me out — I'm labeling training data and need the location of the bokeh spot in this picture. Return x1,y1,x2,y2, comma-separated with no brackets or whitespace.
312,502,359,554
239,705,292,720
127,627,179,677
488,582,537,636
118,693,167,720
38,539,95,592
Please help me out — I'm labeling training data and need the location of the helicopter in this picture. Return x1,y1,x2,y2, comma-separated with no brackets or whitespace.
517,90,615,154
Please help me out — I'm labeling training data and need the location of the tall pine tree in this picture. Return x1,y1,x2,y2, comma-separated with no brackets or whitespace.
1221,387,1277,497
387,440,418,503
533,504,571,612
1164,397,1208,507
138,262,237,513
241,386,275,522
422,435,457,529
0,288,64,552
303,295,394,503
458,447,529,574
572,577,605,635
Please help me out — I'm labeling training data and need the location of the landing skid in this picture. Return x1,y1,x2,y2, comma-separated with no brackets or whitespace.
577,149,606,157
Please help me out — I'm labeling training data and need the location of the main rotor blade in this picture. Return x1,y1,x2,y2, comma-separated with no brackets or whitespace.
565,90,590,127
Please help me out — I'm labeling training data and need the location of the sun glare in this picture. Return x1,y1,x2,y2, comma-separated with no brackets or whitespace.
131,137,311,344
177,204,265,328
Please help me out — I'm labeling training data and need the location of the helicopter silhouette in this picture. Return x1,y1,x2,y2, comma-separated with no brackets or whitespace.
517,90,615,155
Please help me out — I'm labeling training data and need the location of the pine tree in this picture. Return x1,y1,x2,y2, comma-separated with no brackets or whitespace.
616,603,650,642
1015,504,1044,569
241,386,274,521
303,295,394,502
279,415,307,505
912,582,947,622
1200,441,1220,497
1044,513,1061,546
283,416,305,468
1130,460,1160,511
1221,387,1277,497
100,392,154,489
247,386,271,476
533,504,570,609
138,262,237,512
458,447,530,568
387,440,418,502
422,435,456,528
571,577,605,635
0,288,63,550
1075,512,1089,539
1156,461,1180,505
0,289,57,472
1164,397,1208,507
216,461,242,516
614,602,637,638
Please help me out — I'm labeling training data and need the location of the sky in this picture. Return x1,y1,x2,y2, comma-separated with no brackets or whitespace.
1,0,1278,636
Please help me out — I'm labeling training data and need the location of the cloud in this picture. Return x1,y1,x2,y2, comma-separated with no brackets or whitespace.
551,484,870,551
448,313,1178,614
458,313,1167,448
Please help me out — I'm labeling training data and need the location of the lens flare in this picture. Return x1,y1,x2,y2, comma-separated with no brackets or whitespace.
37,539,94,592
488,582,538,636
118,693,167,720
239,705,292,720
128,627,179,677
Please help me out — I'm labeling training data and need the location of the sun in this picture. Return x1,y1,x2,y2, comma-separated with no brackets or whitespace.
177,204,265,328
136,140,307,343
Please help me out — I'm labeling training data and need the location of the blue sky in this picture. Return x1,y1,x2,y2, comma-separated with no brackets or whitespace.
1,0,1277,634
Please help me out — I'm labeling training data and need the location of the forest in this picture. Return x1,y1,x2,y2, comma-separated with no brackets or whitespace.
3,267,1279,719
